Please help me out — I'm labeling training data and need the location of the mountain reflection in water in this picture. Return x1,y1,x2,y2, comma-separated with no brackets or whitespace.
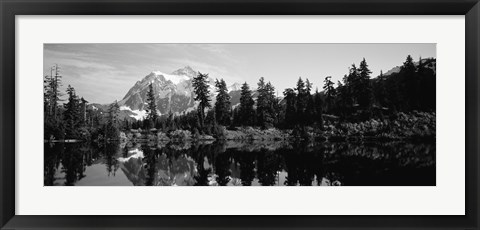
44,140,435,186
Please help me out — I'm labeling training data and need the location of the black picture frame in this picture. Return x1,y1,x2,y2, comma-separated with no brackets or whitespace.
1,0,479,229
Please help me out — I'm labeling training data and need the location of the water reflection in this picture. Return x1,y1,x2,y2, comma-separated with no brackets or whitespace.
44,140,435,186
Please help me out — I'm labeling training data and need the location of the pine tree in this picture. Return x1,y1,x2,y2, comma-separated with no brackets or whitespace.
373,70,389,108
256,77,276,129
44,67,61,117
63,85,81,139
295,77,307,122
44,65,66,140
283,88,297,128
305,78,312,95
192,72,211,130
145,83,158,128
402,55,416,74
347,64,361,105
43,74,53,118
335,80,350,117
323,76,336,113
265,82,278,126
313,88,323,128
417,56,425,72
105,100,120,140
357,58,373,108
256,77,267,127
238,82,255,126
304,78,315,124
50,64,63,119
401,55,418,110
214,78,231,126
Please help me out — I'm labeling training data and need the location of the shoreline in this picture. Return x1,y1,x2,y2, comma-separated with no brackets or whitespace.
45,112,435,144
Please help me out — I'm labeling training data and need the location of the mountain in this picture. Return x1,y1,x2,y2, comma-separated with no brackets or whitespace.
119,66,242,120
228,82,242,92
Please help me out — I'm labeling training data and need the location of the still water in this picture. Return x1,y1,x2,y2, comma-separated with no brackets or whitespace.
44,140,435,186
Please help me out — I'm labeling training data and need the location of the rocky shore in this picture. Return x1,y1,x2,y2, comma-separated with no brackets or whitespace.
121,112,435,143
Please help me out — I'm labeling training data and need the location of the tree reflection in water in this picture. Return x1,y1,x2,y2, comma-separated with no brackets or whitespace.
44,140,436,186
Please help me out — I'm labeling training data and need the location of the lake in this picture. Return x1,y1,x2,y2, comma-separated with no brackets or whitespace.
44,140,435,186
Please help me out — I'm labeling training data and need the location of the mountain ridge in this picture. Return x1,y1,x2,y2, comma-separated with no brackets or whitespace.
118,66,242,120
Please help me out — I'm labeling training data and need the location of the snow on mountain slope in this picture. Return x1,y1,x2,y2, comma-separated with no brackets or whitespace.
152,71,190,84
228,82,242,92
119,66,242,120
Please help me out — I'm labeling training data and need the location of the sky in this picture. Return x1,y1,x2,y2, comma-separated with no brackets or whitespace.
44,43,436,104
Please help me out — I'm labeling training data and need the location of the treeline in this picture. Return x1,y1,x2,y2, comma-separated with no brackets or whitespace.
136,55,435,137
44,65,122,141
329,55,436,120
45,55,435,140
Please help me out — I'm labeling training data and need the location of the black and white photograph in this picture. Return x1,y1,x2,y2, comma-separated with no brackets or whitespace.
43,43,436,186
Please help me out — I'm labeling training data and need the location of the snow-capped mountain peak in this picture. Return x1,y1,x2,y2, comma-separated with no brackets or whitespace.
119,66,244,120
228,82,242,92
171,66,197,78
151,70,190,84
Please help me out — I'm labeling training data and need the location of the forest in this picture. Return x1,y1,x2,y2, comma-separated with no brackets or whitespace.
44,55,436,142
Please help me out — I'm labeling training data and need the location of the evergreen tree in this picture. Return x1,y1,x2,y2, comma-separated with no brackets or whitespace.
49,64,63,119
105,100,120,140
192,72,211,130
417,56,425,72
214,78,231,126
256,77,267,127
323,76,336,113
313,88,324,128
265,82,278,126
373,70,389,108
402,55,416,74
43,74,53,118
304,78,315,123
401,55,418,110
347,64,361,105
145,83,158,128
357,58,373,108
295,77,307,122
283,88,297,128
256,77,276,128
63,85,81,139
238,82,255,126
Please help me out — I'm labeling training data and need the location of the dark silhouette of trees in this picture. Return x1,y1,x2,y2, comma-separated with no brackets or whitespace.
63,85,81,139
256,77,276,129
295,77,307,124
45,64,63,118
44,56,436,142
371,56,436,113
313,88,324,128
323,76,336,113
283,88,297,128
372,70,389,108
238,82,255,126
305,79,316,124
192,72,211,131
44,65,65,140
357,58,373,109
214,78,231,126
